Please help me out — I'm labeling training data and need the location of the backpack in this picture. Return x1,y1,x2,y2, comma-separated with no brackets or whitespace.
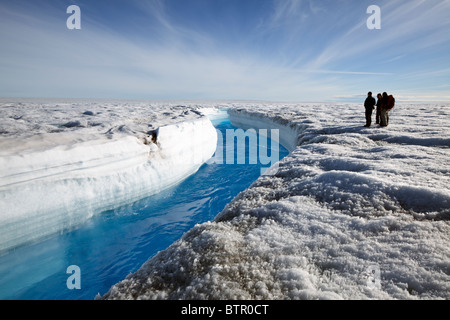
387,95,395,110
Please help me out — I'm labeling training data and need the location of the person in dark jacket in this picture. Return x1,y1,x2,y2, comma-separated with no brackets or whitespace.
364,92,376,127
375,93,382,124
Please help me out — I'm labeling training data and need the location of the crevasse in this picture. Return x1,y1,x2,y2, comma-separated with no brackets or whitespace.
102,103,450,300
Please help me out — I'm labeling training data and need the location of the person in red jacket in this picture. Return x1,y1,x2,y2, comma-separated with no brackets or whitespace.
380,92,395,127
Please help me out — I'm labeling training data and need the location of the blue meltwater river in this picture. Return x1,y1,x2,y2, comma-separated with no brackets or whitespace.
0,117,288,300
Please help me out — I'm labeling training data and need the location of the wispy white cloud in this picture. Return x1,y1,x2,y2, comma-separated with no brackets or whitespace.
394,93,450,102
0,0,348,100
0,0,449,102
308,0,450,70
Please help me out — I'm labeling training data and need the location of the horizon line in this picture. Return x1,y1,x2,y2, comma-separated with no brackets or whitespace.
1,96,450,104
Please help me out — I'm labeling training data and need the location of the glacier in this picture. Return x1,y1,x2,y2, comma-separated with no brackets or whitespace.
0,100,217,253
102,102,450,300
1,99,449,300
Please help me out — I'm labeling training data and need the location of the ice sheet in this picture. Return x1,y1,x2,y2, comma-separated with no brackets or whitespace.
103,102,450,300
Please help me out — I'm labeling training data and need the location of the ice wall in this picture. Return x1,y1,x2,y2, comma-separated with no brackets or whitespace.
0,116,217,253
228,109,300,152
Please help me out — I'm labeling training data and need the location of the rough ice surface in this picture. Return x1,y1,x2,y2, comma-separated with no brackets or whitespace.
103,102,450,300
0,99,217,253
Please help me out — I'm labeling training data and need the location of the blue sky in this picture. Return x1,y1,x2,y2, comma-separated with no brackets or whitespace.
1,0,449,102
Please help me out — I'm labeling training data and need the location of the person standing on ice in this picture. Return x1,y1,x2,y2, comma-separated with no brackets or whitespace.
379,92,395,127
364,92,376,127
375,93,382,124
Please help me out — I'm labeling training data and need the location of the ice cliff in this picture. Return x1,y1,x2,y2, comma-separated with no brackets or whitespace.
0,100,217,253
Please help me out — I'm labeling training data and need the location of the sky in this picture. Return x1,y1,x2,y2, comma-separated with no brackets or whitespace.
0,0,449,102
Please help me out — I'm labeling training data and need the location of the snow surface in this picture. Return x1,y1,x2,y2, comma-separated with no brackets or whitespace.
102,102,450,300
0,99,217,253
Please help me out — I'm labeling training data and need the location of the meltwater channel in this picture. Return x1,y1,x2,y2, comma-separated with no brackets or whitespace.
0,116,288,300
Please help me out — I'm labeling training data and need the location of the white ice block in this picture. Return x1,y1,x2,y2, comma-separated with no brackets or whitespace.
0,116,217,253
